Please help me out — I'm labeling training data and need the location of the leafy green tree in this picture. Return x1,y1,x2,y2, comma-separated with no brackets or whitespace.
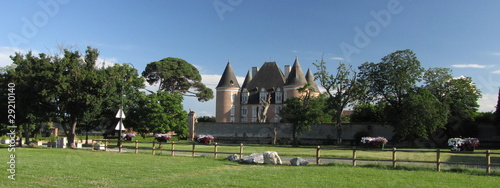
280,84,330,146
358,49,424,108
127,91,188,138
197,116,216,122
314,59,361,144
350,103,384,123
8,52,54,145
8,47,145,148
424,68,481,121
393,88,449,145
358,49,444,142
142,57,214,102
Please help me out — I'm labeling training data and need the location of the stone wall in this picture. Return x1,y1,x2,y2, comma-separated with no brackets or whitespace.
193,121,500,146
194,122,394,145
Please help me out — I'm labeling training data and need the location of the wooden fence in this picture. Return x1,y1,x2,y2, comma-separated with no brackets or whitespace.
91,139,245,159
316,146,500,174
91,139,500,174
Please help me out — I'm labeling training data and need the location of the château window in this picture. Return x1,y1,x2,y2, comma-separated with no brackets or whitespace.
241,89,249,104
252,106,257,118
275,105,282,115
231,92,237,103
259,88,267,104
241,106,247,117
230,105,235,116
275,88,282,103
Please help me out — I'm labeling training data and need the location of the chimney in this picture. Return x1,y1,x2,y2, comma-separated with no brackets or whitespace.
284,65,291,78
252,67,259,77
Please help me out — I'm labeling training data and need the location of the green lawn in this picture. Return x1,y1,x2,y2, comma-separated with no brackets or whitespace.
1,148,499,187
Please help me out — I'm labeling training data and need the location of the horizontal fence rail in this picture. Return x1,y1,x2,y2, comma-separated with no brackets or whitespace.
316,146,500,174
90,140,499,174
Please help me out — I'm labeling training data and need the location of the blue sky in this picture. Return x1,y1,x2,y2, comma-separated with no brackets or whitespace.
1,0,499,116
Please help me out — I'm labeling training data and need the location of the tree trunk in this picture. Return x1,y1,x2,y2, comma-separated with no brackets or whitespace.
60,120,78,148
24,125,30,147
68,121,77,148
292,123,298,147
336,110,343,145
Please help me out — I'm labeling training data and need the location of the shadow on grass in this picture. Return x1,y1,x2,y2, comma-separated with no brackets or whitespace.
321,162,500,177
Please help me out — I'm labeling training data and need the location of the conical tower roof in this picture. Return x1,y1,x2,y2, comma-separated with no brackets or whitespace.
305,69,320,92
241,70,252,89
285,57,307,87
216,61,240,88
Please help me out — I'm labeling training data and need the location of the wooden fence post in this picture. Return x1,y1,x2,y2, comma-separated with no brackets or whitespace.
152,142,156,155
135,140,139,154
486,150,491,174
171,141,175,156
316,146,321,165
214,143,218,158
392,147,397,169
239,143,244,159
105,139,108,152
352,147,357,166
192,143,196,157
119,140,122,153
436,148,441,172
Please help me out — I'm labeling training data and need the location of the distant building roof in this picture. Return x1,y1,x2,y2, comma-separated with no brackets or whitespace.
305,69,320,92
285,57,307,87
216,61,240,88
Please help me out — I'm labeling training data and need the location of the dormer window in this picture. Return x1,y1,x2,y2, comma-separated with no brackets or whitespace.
241,88,249,104
259,88,267,104
275,88,282,103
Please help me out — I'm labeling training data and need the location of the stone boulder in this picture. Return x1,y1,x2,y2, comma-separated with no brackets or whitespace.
290,157,309,166
263,151,282,165
227,154,240,162
242,153,264,164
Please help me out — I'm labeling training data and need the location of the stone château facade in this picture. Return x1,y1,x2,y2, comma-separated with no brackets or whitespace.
216,58,320,123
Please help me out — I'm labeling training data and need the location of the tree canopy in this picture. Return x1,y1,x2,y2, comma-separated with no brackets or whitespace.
314,59,360,144
357,49,479,144
142,57,214,102
280,83,331,146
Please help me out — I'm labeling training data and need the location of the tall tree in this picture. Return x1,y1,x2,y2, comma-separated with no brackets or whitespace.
142,57,214,102
126,91,188,138
423,68,481,139
358,49,431,142
9,52,54,145
314,59,361,144
280,84,330,147
8,47,144,148
394,88,449,146
358,49,424,108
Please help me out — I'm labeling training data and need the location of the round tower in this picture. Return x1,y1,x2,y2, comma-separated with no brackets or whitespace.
216,61,240,122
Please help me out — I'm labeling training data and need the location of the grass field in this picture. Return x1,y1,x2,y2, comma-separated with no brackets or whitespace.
1,147,499,187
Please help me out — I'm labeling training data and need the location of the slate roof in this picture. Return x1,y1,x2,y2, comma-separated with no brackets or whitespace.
305,69,320,92
240,70,252,90
216,62,240,88
243,62,286,104
285,57,308,87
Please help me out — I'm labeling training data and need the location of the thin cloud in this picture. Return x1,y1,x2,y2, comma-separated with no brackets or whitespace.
490,52,500,56
451,64,487,68
492,70,500,74
328,57,345,61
